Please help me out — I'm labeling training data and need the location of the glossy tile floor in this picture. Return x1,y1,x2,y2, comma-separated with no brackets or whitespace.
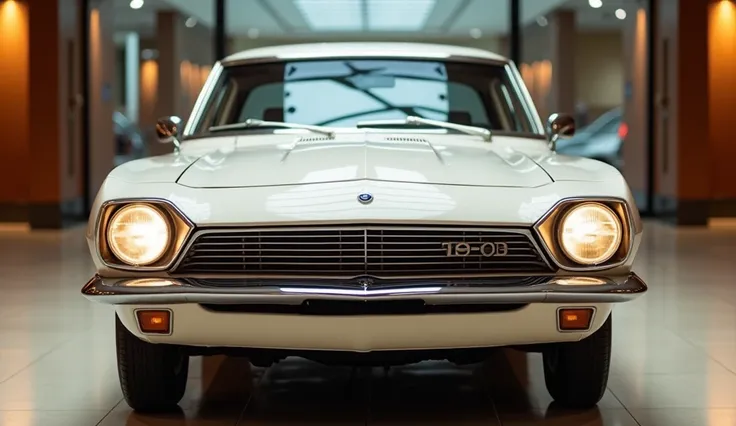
0,220,735,425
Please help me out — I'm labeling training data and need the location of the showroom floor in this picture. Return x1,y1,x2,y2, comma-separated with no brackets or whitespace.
0,220,735,426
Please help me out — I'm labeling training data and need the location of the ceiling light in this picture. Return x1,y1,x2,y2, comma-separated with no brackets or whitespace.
588,0,602,8
469,28,482,39
295,0,362,31
247,28,260,39
367,0,436,31
615,8,627,19
129,0,144,9
185,17,197,28
536,16,548,26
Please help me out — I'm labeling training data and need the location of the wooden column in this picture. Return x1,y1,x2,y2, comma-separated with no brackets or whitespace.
547,9,576,116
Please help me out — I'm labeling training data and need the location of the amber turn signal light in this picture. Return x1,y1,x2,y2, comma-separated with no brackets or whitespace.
558,308,594,331
136,310,171,334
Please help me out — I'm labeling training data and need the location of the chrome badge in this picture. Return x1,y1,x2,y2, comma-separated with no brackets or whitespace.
442,242,509,257
357,193,373,204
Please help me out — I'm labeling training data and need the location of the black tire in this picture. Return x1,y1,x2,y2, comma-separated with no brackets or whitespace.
542,313,612,409
115,314,189,412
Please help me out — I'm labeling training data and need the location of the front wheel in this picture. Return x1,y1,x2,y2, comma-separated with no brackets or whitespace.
115,314,189,412
542,313,612,409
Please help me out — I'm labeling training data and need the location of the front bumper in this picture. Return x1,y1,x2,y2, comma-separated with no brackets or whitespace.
81,273,647,306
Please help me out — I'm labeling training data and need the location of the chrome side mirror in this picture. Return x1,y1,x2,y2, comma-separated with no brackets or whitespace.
546,113,576,151
155,116,182,152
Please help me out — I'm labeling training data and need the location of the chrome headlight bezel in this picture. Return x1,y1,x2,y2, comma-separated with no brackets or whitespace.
534,197,634,271
96,199,194,271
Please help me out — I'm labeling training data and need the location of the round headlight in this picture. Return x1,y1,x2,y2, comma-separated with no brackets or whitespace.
558,203,622,265
107,204,171,266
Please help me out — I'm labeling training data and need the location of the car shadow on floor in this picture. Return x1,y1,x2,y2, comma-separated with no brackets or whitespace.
116,349,612,426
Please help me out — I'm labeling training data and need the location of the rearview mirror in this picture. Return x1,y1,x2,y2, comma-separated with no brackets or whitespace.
155,116,182,152
546,113,575,150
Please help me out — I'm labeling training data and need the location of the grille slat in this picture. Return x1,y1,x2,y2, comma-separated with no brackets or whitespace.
175,226,552,278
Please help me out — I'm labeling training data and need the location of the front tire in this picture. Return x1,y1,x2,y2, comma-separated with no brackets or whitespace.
115,314,189,412
542,313,612,409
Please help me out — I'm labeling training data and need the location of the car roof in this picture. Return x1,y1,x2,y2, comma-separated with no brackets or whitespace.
221,42,509,65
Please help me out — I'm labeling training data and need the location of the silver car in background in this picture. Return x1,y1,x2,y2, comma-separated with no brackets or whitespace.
555,108,626,169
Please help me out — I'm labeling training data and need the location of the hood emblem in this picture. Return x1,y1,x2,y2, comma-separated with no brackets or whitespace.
357,193,373,204
357,277,374,290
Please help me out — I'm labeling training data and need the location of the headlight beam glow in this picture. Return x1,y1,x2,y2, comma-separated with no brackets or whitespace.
558,203,622,265
107,204,172,266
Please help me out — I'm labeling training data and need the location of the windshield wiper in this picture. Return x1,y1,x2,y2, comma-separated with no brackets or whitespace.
357,116,492,142
209,119,335,137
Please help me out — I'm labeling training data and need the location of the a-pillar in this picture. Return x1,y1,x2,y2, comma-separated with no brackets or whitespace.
0,0,96,229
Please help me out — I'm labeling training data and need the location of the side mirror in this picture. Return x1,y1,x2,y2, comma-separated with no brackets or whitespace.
546,113,575,150
155,116,182,152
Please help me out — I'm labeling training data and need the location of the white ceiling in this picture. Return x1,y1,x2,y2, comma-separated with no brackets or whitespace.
112,0,640,38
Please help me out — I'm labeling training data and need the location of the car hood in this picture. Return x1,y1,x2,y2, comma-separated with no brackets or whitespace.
176,133,553,188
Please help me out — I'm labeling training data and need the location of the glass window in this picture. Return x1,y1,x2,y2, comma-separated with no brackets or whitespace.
195,58,538,136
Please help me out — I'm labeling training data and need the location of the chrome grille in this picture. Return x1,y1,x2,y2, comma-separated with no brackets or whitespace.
174,226,553,278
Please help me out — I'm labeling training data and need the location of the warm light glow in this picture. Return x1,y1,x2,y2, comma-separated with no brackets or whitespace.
710,0,736,201
136,310,171,334
200,65,211,88
558,308,594,330
125,279,179,287
519,61,552,120
559,203,622,265
140,59,158,121
107,204,171,266
552,277,607,286
0,0,29,200
588,0,602,8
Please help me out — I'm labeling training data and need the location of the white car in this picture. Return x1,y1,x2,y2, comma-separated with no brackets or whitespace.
82,42,647,412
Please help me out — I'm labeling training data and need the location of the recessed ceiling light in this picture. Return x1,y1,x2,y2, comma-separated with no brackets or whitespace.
615,8,627,19
367,0,436,31
294,0,437,32
295,0,362,31
588,0,602,8
248,28,260,39
185,17,197,28
129,0,144,10
536,16,548,26
469,28,482,39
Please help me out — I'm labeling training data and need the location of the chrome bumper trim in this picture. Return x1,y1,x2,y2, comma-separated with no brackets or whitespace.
81,274,647,305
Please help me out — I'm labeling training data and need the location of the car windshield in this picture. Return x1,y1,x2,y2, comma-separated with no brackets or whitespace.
189,58,541,137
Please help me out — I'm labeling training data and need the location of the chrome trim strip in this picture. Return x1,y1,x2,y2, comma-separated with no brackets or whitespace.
506,62,545,135
532,197,637,273
183,62,224,137
81,273,647,305
220,54,509,68
169,226,555,278
95,198,195,273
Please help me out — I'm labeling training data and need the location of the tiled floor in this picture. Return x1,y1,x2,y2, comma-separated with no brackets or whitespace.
0,220,735,425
